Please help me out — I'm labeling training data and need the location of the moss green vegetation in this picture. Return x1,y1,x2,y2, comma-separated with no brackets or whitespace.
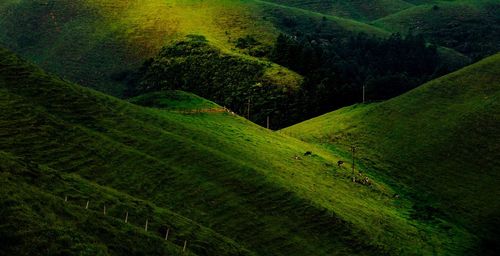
262,0,414,21
126,37,302,128
283,54,500,255
372,0,500,60
0,0,387,96
0,151,252,256
129,91,220,112
0,47,478,255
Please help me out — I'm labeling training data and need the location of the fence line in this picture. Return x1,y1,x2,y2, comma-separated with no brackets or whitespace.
62,195,190,254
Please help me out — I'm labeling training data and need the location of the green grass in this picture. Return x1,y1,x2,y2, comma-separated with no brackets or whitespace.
372,0,500,59
261,0,414,21
0,0,389,96
0,151,252,256
283,53,500,254
129,91,220,111
0,47,477,255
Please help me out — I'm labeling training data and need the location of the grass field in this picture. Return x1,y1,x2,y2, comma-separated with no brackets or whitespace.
0,47,479,255
0,151,252,256
283,53,500,255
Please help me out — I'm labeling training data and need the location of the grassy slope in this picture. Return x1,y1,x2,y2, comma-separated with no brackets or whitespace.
0,0,387,96
129,91,220,111
0,49,476,255
0,151,252,256
261,0,414,21
372,0,500,58
283,54,500,253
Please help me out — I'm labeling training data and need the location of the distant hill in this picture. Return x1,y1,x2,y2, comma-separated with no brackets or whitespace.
283,54,500,254
263,0,414,21
0,48,476,255
0,0,386,96
372,0,500,60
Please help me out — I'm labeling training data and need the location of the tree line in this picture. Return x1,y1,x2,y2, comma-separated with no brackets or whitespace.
122,32,459,128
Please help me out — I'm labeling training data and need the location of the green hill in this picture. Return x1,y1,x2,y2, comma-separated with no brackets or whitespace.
263,0,414,21
0,47,478,254
0,151,251,256
372,0,500,59
0,0,386,96
283,54,500,254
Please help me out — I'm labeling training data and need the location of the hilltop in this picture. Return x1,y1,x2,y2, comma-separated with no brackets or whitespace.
372,0,500,60
0,0,386,95
283,54,500,254
0,47,477,255
263,0,414,21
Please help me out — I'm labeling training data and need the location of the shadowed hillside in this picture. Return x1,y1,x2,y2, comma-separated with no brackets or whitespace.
373,0,500,60
263,0,414,21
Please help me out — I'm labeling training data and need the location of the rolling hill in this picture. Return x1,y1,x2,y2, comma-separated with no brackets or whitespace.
0,47,478,255
0,0,387,96
0,151,252,256
283,53,500,254
372,0,500,59
262,0,414,21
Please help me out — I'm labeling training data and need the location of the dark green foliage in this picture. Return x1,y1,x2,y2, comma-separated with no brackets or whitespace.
271,32,457,116
127,32,462,129
124,37,297,129
235,35,259,49
235,36,270,57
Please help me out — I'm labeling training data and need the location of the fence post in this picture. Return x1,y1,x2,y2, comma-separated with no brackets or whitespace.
165,228,169,240
125,211,128,223
145,219,148,231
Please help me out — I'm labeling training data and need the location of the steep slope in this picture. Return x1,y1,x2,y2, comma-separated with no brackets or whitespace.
283,54,500,254
0,48,476,255
372,0,500,59
0,0,386,95
0,151,252,256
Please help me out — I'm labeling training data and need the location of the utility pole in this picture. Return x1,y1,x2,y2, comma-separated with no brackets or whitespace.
362,85,366,103
247,98,251,120
351,145,356,182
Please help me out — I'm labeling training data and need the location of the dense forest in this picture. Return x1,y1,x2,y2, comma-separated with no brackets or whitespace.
125,32,460,128
270,32,454,115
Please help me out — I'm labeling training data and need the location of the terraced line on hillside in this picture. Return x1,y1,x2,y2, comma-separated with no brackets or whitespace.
0,151,253,255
